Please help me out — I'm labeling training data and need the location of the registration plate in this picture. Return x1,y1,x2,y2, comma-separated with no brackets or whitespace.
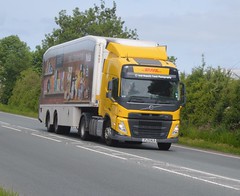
142,138,157,143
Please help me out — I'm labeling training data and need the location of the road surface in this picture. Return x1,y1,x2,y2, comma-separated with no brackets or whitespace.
0,111,239,196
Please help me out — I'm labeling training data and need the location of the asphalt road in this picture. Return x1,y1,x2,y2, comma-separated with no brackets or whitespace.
0,111,240,196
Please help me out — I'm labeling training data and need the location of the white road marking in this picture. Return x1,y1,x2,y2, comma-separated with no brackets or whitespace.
2,125,22,132
153,166,240,191
0,111,37,121
76,145,127,160
31,133,62,143
0,121,10,126
1,121,240,191
16,125,39,132
95,146,153,161
173,144,240,160
180,166,240,183
48,133,83,144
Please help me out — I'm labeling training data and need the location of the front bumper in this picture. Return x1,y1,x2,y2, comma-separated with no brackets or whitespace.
110,131,178,143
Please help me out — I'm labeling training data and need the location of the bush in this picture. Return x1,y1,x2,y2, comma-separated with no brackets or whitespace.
8,68,41,112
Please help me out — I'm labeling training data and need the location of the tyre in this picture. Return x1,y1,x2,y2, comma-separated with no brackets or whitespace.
103,120,117,146
46,113,54,132
53,113,62,134
157,143,171,151
79,116,90,140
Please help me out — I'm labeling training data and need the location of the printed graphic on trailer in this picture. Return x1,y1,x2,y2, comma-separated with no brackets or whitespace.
42,50,93,103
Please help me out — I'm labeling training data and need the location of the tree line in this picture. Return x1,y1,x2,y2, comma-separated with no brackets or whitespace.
0,1,239,145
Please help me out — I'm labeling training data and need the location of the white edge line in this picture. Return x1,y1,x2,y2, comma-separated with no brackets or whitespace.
153,166,240,191
48,133,83,143
76,145,127,160
31,133,62,143
173,144,240,160
180,166,240,183
95,146,153,161
0,121,10,125
17,126,39,132
2,125,22,132
0,111,37,121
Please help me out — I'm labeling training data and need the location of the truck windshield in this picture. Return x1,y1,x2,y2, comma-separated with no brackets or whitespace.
121,78,180,103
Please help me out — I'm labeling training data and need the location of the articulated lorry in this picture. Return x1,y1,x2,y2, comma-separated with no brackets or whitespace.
38,35,186,150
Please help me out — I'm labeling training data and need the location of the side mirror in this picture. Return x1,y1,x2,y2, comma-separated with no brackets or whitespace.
106,80,113,100
180,82,186,106
106,78,118,101
107,80,113,91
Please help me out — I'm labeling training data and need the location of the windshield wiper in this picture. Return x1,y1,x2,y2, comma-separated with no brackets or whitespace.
128,96,149,103
154,99,176,104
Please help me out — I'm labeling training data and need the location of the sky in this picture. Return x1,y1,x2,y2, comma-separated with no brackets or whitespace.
1,0,240,73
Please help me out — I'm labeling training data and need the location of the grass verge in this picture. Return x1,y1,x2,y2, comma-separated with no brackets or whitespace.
180,125,240,156
0,187,18,196
179,137,240,156
0,104,37,118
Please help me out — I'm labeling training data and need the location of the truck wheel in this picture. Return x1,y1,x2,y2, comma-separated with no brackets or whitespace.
157,143,171,151
53,113,62,134
46,113,54,132
103,121,117,146
79,116,90,140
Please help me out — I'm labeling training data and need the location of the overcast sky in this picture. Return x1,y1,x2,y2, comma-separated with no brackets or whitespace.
1,0,240,73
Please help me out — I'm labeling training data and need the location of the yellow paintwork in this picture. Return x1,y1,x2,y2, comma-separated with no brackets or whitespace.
107,42,168,60
98,42,181,140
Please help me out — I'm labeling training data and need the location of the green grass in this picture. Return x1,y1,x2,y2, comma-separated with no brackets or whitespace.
0,187,18,196
179,137,240,156
0,104,37,118
180,125,240,156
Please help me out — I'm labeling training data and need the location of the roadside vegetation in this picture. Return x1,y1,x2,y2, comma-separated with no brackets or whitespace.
0,187,18,196
0,0,239,155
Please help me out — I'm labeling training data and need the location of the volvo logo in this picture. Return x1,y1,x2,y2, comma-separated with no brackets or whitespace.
149,105,155,110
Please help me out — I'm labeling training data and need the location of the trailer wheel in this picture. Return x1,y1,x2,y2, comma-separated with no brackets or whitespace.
46,113,54,132
157,143,171,151
79,116,90,140
103,120,117,146
53,112,62,134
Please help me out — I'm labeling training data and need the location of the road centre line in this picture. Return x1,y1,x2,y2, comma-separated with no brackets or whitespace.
95,146,153,161
2,122,240,191
76,145,127,160
31,133,62,143
48,133,84,144
77,144,240,191
153,166,240,191
2,125,22,132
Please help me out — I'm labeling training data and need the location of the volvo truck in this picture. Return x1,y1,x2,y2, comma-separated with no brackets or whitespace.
38,35,186,150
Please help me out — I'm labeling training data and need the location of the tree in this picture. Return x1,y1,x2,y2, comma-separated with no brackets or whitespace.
8,68,41,112
0,35,32,104
33,1,138,70
45,0,138,46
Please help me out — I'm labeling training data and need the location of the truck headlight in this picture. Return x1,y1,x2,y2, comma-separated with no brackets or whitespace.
118,121,127,134
171,124,179,137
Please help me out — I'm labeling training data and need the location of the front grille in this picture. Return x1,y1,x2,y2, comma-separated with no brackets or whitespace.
129,119,171,139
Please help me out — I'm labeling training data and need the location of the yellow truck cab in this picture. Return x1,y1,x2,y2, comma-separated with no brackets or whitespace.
38,35,186,150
